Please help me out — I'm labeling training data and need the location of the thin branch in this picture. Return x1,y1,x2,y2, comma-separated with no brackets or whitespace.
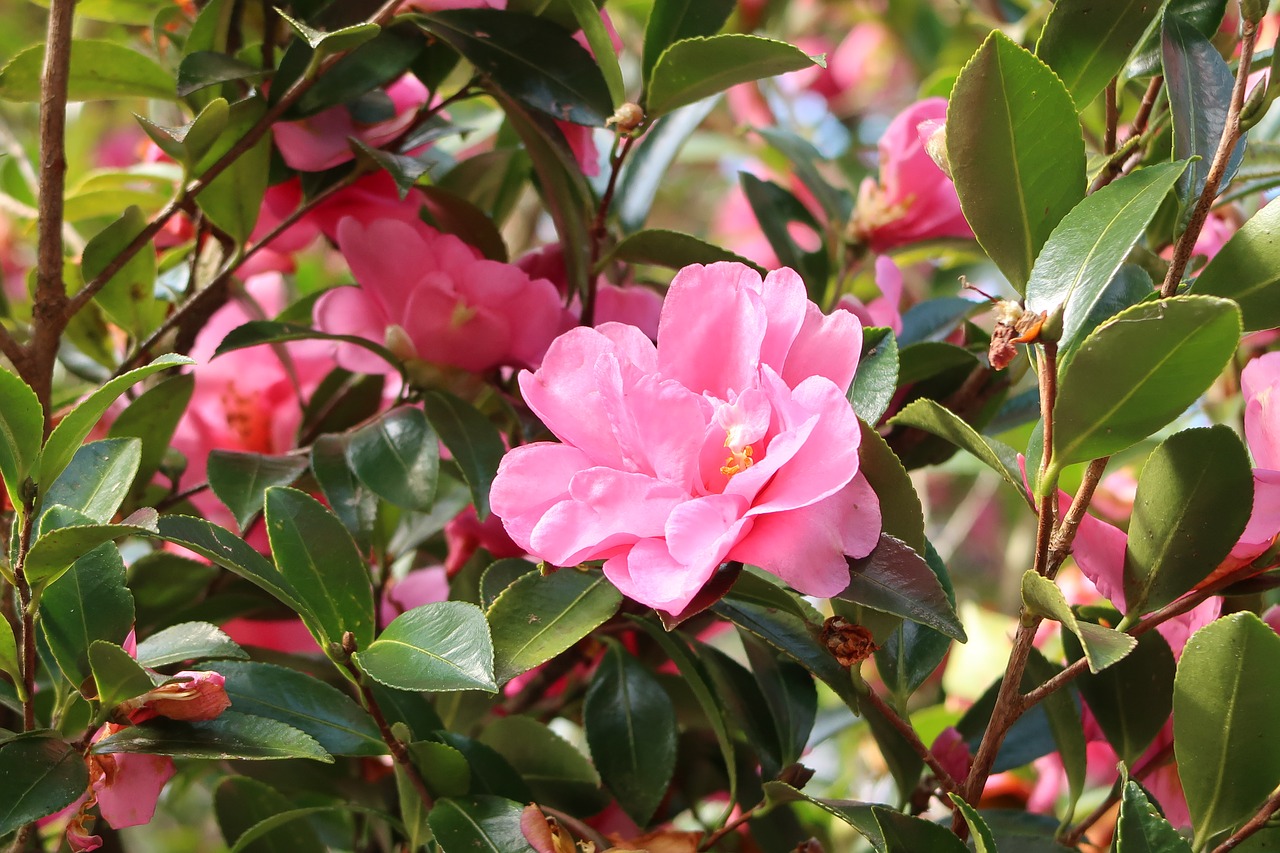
1104,79,1119,156
699,801,764,851
1045,456,1110,580
583,132,637,326
1161,21,1258,298
13,490,38,731
1214,786,1280,852
860,687,960,795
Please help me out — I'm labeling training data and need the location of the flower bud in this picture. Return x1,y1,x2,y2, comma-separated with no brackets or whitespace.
118,671,231,724
607,102,645,133
1242,0,1270,25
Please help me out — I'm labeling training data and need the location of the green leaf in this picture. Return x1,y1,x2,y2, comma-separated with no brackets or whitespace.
427,796,536,853
762,782,884,848
264,487,376,650
478,716,602,810
82,206,163,339
850,328,899,427
24,509,159,588
215,776,327,853
1124,426,1254,617
1116,779,1194,853
93,710,334,762
740,636,816,771
888,398,1025,500
39,353,193,496
604,229,762,273
1025,648,1088,823
1024,161,1189,354
310,435,378,550
1065,629,1176,765
108,373,194,495
874,541,957,703
345,406,440,512
641,0,735,84
419,185,510,262
487,567,622,686
947,31,1086,292
135,622,247,668
354,601,496,693
874,807,969,853
176,52,266,99
419,9,612,126
1035,0,1163,108
0,618,18,696
0,39,176,102
40,543,135,694
1129,0,1228,76
1175,612,1280,848
1048,295,1241,480
136,97,230,165
422,391,504,521
1194,196,1280,331
739,172,829,297
207,451,309,531
212,320,401,374
562,0,624,107
435,731,531,801
192,96,271,242
644,34,817,120
42,438,141,525
857,421,925,555
405,737,471,798
276,10,379,55
202,660,385,757
584,640,677,826
839,534,967,642
285,22,427,118
1163,12,1245,221
0,731,89,836
0,367,43,509
1022,570,1136,673
89,640,156,712
948,795,999,853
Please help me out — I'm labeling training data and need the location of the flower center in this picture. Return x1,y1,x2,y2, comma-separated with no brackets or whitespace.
721,441,754,478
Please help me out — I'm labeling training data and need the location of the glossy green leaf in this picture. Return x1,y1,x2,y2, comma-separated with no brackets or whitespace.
176,52,265,99
89,640,156,712
888,398,1025,500
285,22,426,118
1163,13,1245,220
264,487,376,650
839,534,967,641
850,328,900,427
419,185,510,262
1194,196,1280,331
82,206,163,339
1129,0,1229,76
874,807,968,853
422,391,504,521
874,541,957,703
948,795,998,853
39,353,192,496
1024,161,1188,353
1035,0,1162,107
212,320,400,372
645,34,817,120
1175,612,1280,847
741,635,816,770
858,421,925,555
193,96,270,242
488,567,621,686
435,731,532,801
1116,779,1193,853
562,0,623,106
1025,648,1088,823
0,618,18,696
276,10,379,54
24,508,159,588
345,406,440,512
1048,296,1241,481
135,622,246,668
1022,570,1136,673
428,796,536,853
948,31,1086,292
420,9,612,125
40,543,134,693
94,710,333,762
478,716,602,809
0,39,176,102
1066,629,1175,765
136,96,229,165
604,229,762,273
584,640,677,826
1126,425,1254,616
0,366,42,510
739,172,829,297
203,660,384,757
42,438,140,525
641,0,735,84
207,451,309,531
0,732,89,835
215,776,327,853
310,434,378,550
108,373,194,495
355,601,496,693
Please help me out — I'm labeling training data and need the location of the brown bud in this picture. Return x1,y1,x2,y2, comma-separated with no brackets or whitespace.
607,102,645,134
988,300,1047,370
820,615,878,667
778,762,816,789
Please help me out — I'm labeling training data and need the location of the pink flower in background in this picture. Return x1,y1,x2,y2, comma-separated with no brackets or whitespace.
1228,351,1280,566
490,262,882,615
445,505,524,574
516,243,665,339
837,255,905,334
273,75,430,172
315,217,567,374
60,724,178,851
824,22,915,114
853,98,972,252
379,566,450,624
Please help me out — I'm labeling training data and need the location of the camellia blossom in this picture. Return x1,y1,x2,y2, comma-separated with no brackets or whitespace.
117,671,232,724
490,262,882,615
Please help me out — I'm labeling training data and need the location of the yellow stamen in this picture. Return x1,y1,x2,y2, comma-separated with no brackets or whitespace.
721,444,754,478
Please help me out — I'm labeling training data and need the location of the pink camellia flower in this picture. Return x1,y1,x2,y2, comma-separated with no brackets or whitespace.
490,262,882,615
117,671,232,724
379,566,450,624
445,505,524,574
315,217,567,374
516,243,665,339
824,22,915,115
1226,351,1280,567
273,75,429,172
837,255,905,334
853,98,973,252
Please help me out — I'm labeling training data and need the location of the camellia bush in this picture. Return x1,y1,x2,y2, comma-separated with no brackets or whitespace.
4,0,1280,850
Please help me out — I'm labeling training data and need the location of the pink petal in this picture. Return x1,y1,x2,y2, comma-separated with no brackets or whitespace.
490,442,593,550
657,263,768,397
96,753,176,828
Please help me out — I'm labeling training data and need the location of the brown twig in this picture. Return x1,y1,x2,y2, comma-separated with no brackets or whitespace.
698,801,763,851
13,490,38,731
1104,79,1119,156
1045,456,1110,580
1094,77,1164,193
1213,786,1280,852
583,133,638,326
860,687,960,795
1161,21,1258,298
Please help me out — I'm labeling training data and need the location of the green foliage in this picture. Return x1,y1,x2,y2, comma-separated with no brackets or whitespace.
0,732,89,835
355,602,496,693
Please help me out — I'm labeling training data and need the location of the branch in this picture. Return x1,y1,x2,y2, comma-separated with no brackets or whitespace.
1045,456,1110,580
860,687,961,795
1214,786,1280,852
1161,22,1258,298
583,132,637,327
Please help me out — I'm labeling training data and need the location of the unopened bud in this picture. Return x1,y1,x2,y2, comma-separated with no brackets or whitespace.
606,102,645,134
778,762,816,789
1242,0,1270,25
1242,75,1272,131
117,671,231,724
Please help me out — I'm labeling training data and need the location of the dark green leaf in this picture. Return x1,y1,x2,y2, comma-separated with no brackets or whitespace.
755,126,854,222
0,618,17,694
645,35,817,120
479,558,536,610
40,543,134,693
488,567,622,686
419,185,510,262
354,601,496,693
1194,196,1280,331
1036,0,1162,107
108,373,194,495
1024,649,1087,823
1116,779,1194,853
616,98,719,232
857,421,925,555
874,807,968,853
1175,612,1280,847
762,782,884,848
948,31,1086,291
1048,295,1241,482
177,52,265,98
641,0,735,84
477,716,602,809
422,391,504,520
212,320,400,372
839,534,966,641
1024,162,1188,353
1129,0,1228,76
419,9,612,125
427,796,536,853
1066,630,1175,765
850,328,899,427
739,172,828,297
0,731,89,836
193,96,271,242
310,435,378,550
1022,570,1136,673
1124,426,1253,617
898,297,981,347
435,731,532,801
561,0,623,106
207,451,309,531
264,487,376,650
0,39,176,102
42,438,141,525
24,508,159,588
215,776,326,853
0,366,42,510
89,640,156,712
874,541,956,703
94,711,333,762
406,738,471,798
276,10,379,54
345,406,440,512
135,622,247,668
286,22,426,118
888,398,1025,500
743,636,818,766
82,206,163,339
604,229,763,273
584,640,677,825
